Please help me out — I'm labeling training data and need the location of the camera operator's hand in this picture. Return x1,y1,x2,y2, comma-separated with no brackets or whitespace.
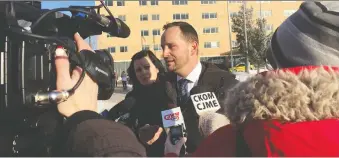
164,129,187,156
55,33,98,117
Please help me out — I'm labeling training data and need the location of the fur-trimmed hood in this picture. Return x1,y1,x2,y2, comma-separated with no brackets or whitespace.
224,66,339,125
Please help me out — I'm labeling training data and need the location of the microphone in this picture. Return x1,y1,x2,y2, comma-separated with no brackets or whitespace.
189,85,221,116
198,112,229,137
98,15,130,38
107,97,136,120
165,81,177,108
161,107,187,145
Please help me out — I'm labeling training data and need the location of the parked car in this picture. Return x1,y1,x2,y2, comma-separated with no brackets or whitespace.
230,63,255,72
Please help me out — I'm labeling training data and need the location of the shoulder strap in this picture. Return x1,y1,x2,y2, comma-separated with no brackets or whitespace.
235,126,252,157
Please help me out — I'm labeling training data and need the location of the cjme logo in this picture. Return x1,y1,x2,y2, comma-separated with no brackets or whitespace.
164,112,179,121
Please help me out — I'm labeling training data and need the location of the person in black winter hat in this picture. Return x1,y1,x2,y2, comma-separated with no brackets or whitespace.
266,1,339,69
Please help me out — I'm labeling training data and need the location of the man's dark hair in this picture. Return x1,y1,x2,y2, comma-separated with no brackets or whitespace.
163,21,199,44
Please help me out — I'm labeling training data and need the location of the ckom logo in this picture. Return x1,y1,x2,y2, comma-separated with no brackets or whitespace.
164,112,179,121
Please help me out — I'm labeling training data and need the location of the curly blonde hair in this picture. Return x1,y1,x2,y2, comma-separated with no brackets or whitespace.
224,67,339,125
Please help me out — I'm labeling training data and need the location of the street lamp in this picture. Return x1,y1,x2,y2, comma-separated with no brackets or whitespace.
243,1,250,73
227,1,234,68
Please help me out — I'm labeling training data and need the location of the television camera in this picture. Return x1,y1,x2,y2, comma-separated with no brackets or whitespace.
0,1,130,156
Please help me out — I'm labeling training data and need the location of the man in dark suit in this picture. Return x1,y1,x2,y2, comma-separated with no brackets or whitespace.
160,21,239,153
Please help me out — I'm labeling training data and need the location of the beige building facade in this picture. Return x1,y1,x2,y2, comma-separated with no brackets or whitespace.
96,0,302,72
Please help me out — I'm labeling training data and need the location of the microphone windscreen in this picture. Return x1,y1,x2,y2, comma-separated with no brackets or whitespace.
120,97,136,110
198,112,229,137
114,18,130,38
108,97,136,119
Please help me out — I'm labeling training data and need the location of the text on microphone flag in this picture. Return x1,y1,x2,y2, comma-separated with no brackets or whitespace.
164,112,180,121
190,92,221,115
161,107,185,128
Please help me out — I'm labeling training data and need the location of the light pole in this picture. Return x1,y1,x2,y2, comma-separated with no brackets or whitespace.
259,1,262,19
243,1,250,73
227,1,234,68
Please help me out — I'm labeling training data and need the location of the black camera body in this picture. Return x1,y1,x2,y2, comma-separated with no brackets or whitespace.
0,1,128,156
1,1,119,108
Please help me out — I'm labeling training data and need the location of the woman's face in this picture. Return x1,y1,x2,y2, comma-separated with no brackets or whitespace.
133,56,159,86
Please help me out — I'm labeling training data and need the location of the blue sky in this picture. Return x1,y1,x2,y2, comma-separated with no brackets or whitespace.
42,1,95,10
42,1,97,49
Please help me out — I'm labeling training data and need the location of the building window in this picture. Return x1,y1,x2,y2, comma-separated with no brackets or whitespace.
265,24,273,32
141,30,149,36
229,1,242,3
151,0,158,5
173,13,189,20
118,15,126,21
154,44,162,51
152,14,160,20
117,0,125,6
142,45,150,50
202,13,217,19
140,14,148,21
139,0,147,6
120,46,128,52
283,10,296,17
105,0,113,6
231,41,238,48
172,0,188,5
257,10,272,18
230,12,237,18
108,47,116,53
201,0,216,4
203,27,219,34
204,41,220,48
152,29,160,36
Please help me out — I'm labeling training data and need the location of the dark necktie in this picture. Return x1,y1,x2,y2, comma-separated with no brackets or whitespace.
177,79,190,105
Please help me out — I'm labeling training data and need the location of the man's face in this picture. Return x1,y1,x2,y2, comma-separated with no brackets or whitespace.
161,27,193,73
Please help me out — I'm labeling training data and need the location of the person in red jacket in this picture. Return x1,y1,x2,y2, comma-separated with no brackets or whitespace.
164,1,339,156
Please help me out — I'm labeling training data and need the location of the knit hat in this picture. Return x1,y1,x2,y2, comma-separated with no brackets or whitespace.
267,1,339,69
52,111,146,157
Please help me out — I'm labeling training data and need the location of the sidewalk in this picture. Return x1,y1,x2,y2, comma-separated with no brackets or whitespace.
97,85,131,113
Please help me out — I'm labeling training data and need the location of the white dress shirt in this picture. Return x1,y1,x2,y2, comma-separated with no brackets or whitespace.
177,62,202,95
